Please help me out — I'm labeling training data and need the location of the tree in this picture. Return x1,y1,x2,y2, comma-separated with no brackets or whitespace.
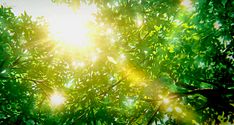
0,0,233,124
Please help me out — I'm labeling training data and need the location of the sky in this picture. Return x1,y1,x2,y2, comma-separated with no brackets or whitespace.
0,0,71,19
0,0,97,25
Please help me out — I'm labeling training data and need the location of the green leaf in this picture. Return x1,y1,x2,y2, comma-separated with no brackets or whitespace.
221,0,227,7
107,56,117,64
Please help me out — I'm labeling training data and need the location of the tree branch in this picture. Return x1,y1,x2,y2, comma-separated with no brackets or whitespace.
147,103,162,125
99,76,127,96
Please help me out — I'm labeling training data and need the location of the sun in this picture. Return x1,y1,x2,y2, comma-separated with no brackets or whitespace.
50,92,65,106
48,4,97,49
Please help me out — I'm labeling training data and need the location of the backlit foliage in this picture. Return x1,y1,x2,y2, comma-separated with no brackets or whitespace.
0,0,233,124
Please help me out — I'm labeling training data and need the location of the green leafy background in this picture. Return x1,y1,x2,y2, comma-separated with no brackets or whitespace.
0,0,233,124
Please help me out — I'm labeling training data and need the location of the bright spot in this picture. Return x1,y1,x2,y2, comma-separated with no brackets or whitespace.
192,120,200,125
120,54,126,60
163,98,170,104
175,107,182,113
107,56,117,64
65,79,74,88
136,18,143,27
139,82,147,87
1,70,6,74
162,114,169,123
124,98,135,107
91,54,98,62
114,1,119,7
110,37,116,44
106,28,113,34
227,55,234,60
174,19,182,26
213,21,221,30
158,95,163,99
135,13,143,27
198,61,205,68
118,54,126,63
48,4,97,48
166,107,173,112
78,62,85,67
181,0,194,11
50,92,65,106
109,76,115,81
96,48,102,53
72,61,85,68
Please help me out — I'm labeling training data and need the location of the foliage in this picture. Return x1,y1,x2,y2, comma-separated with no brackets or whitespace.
0,0,234,124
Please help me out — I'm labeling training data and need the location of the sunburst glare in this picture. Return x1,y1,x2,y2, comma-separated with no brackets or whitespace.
48,4,98,49
50,92,65,106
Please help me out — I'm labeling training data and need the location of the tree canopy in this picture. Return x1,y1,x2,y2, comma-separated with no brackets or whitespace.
0,0,234,124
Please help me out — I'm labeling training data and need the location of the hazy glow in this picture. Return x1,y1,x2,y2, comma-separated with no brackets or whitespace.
192,120,200,125
163,98,170,104
166,107,173,112
50,92,65,106
213,21,221,30
181,0,191,7
91,54,98,62
72,61,85,68
1,70,6,74
120,54,126,60
107,28,113,34
107,56,117,64
65,79,74,88
198,61,205,68
174,19,182,26
181,0,194,11
136,17,143,27
109,76,115,81
1,1,98,51
118,54,126,64
49,4,97,48
124,98,134,107
175,107,182,113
